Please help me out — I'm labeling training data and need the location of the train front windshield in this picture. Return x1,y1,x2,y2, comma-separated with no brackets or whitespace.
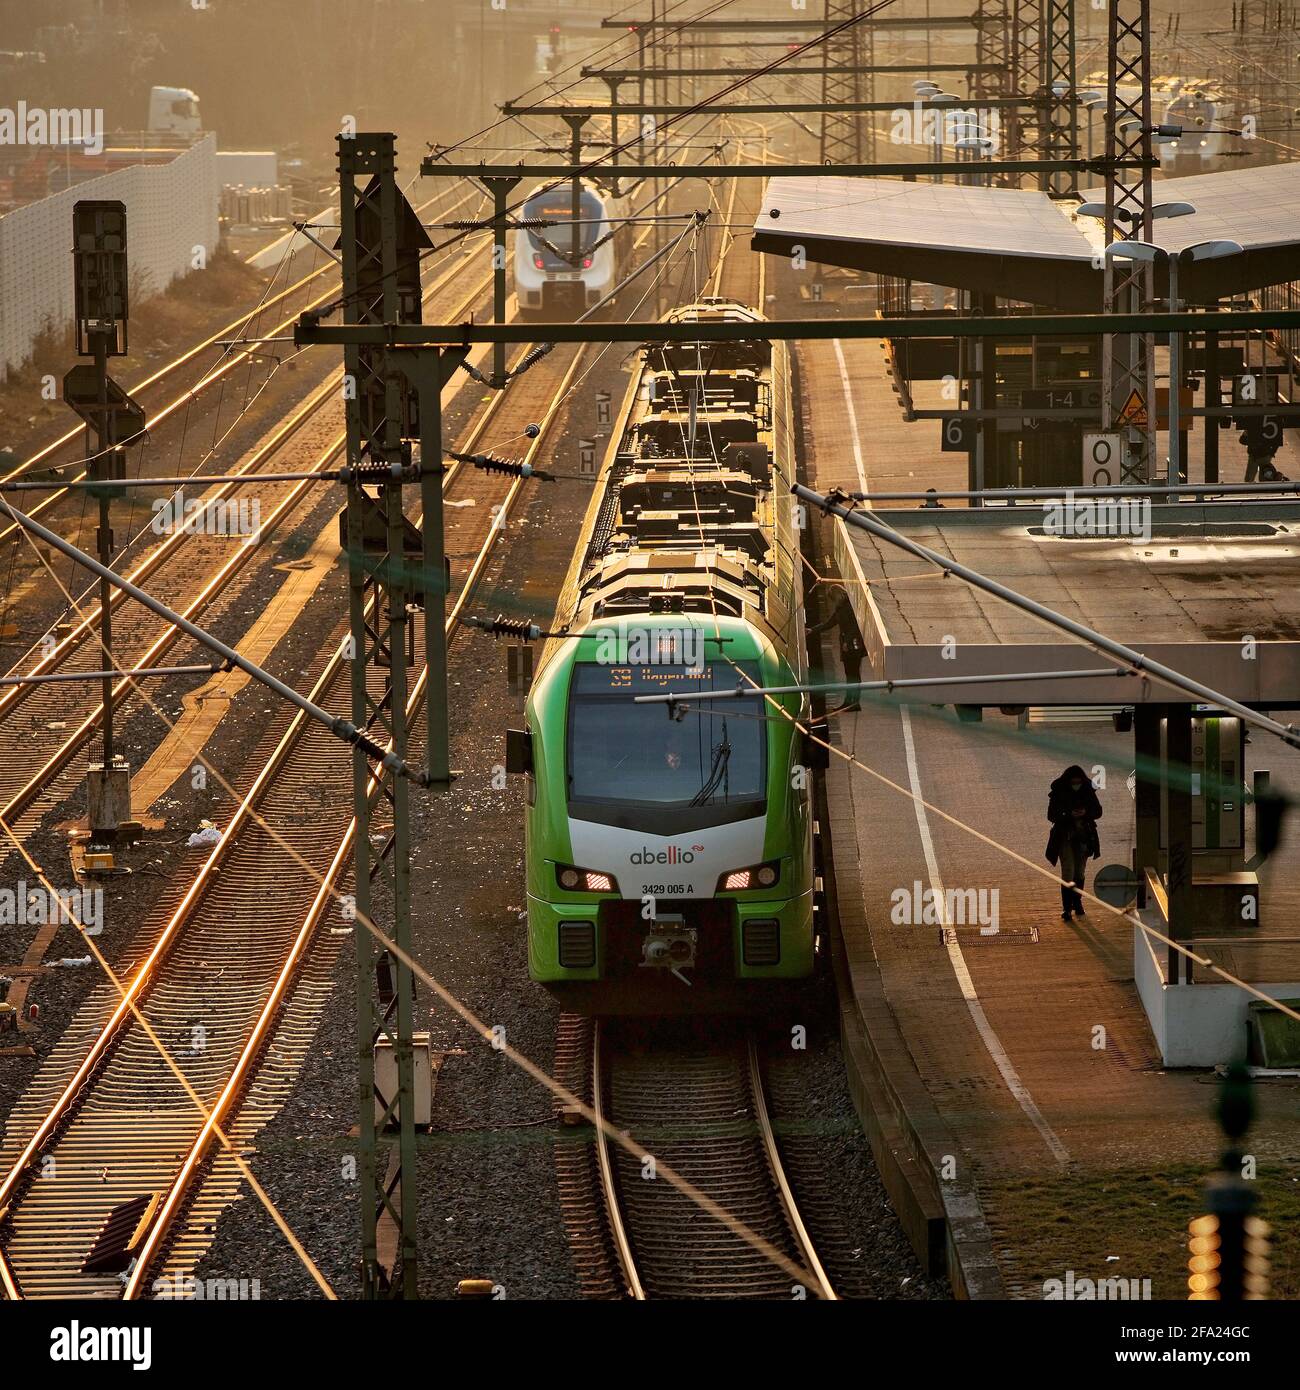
567,662,765,810
522,189,606,269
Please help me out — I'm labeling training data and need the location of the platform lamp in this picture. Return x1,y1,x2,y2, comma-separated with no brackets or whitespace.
1076,90,1104,161
954,135,997,188
923,91,957,184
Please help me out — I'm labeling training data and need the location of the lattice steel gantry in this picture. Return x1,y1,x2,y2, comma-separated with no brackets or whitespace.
1044,0,1079,196
1011,0,1078,192
819,0,873,165
1103,0,1158,479
336,132,463,1299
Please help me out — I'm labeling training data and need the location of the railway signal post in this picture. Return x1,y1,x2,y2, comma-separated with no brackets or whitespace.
66,199,145,872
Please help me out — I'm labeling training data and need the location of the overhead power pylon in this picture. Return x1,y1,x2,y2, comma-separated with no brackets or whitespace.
335,131,464,1299
819,0,873,165
1043,0,1079,196
973,0,1016,184
1011,0,1045,177
1008,0,1078,193
1103,0,1158,480
974,0,1014,105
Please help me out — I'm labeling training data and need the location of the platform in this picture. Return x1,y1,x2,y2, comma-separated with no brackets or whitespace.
798,332,1300,1298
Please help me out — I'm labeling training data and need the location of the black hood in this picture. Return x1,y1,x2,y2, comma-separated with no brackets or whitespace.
1052,764,1090,790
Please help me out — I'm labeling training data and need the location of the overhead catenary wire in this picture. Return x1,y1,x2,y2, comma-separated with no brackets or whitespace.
370,0,900,311
0,194,826,1298
0,815,339,1303
0,496,425,781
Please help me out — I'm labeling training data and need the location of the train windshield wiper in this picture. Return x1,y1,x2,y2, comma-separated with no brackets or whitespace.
689,731,731,807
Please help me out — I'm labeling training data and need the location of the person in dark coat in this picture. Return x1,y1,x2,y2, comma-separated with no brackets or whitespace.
1045,764,1102,921
807,594,866,712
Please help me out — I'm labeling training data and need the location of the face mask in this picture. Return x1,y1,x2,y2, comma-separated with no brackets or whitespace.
1070,781,1083,791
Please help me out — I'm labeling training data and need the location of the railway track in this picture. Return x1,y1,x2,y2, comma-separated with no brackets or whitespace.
0,327,595,1299
556,1017,838,1301
0,248,497,835
0,168,719,1300
547,161,843,1301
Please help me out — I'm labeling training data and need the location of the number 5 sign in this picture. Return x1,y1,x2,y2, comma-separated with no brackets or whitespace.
1083,432,1122,485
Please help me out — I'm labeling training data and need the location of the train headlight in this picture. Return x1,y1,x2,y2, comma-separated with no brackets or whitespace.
556,864,618,894
718,861,780,892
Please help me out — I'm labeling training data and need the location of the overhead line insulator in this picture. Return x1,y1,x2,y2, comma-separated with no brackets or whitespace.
461,614,557,641
447,450,555,481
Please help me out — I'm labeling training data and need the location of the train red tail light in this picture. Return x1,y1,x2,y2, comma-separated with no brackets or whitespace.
533,254,545,269
582,256,593,268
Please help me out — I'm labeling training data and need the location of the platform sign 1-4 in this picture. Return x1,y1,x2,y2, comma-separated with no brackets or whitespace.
1083,432,1123,485
1022,384,1102,412
940,415,977,452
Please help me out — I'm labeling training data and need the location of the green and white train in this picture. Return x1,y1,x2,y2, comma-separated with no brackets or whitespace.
507,300,824,1012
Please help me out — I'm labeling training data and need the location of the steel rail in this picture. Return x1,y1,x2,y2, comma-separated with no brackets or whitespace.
0,181,689,1300
0,258,511,1295
746,1037,837,1302
0,329,583,1300
119,195,680,1294
0,181,478,547
591,1021,647,1301
0,243,491,728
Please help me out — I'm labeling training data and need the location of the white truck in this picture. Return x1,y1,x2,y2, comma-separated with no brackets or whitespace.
147,86,202,139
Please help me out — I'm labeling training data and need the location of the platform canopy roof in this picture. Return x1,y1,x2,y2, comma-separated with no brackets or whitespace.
751,163,1300,309
835,507,1300,706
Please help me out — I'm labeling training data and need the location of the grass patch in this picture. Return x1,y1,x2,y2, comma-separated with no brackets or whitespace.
988,1161,1300,1300
0,244,268,448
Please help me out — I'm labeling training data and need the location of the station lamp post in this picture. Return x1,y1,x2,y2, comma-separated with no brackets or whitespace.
923,91,957,183
955,134,997,187
1105,237,1245,482
1076,89,1104,161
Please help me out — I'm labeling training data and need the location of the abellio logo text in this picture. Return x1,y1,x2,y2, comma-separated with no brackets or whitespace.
629,843,704,865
